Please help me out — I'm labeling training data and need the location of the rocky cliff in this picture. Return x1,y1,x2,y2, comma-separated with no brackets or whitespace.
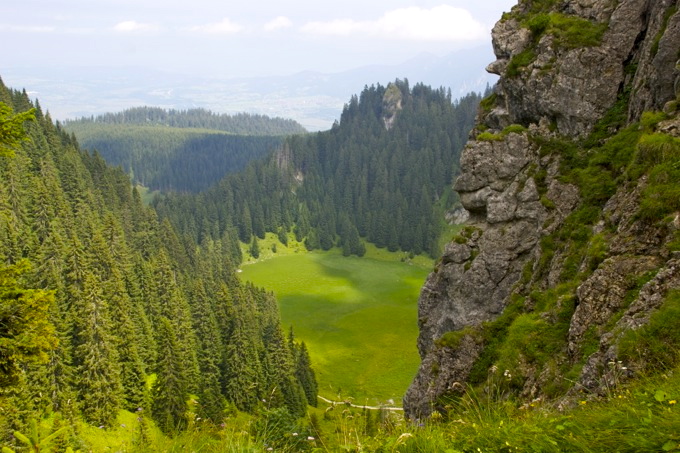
404,0,680,419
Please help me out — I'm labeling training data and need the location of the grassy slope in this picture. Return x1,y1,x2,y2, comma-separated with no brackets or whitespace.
240,236,431,406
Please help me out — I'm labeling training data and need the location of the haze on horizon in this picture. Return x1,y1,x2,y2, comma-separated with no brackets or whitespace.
0,0,517,128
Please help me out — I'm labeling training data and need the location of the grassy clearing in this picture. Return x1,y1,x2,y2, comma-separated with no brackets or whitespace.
134,184,160,206
240,247,430,406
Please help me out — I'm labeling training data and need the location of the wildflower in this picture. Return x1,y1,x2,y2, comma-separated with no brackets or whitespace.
308,436,315,441
669,400,677,405
579,401,587,405
292,432,298,436
490,365,498,374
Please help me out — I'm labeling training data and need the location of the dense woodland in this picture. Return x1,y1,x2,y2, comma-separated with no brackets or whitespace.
64,107,307,135
154,80,483,259
63,107,308,193
0,81,317,448
64,126,286,193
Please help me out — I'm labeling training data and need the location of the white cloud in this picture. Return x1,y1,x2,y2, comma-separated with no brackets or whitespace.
300,5,488,42
113,20,160,33
187,17,243,35
264,16,293,31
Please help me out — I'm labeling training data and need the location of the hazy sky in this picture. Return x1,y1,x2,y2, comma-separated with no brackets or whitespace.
1,1,517,79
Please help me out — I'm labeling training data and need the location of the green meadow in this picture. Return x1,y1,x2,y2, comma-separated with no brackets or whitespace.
240,238,431,406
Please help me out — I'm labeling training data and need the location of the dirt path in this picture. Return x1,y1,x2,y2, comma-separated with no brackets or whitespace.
317,395,403,411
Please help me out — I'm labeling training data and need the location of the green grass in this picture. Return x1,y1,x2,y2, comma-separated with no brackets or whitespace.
240,248,430,406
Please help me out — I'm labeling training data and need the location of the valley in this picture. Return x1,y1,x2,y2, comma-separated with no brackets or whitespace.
240,243,431,406
2,0,680,449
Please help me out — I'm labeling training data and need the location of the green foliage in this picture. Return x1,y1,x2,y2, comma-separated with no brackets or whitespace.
249,235,260,259
436,327,478,350
0,260,57,389
0,103,35,157
479,93,497,114
154,82,483,260
505,7,606,79
526,13,551,37
506,49,537,77
478,124,529,141
5,419,71,453
467,295,526,384
638,162,680,220
251,407,315,451
0,79,314,443
65,106,306,135
637,133,680,165
545,13,608,49
64,124,285,193
619,290,680,372
476,131,504,142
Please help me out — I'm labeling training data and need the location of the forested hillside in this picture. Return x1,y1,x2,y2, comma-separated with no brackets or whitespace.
65,106,307,135
0,80,316,448
64,107,307,193
154,80,482,258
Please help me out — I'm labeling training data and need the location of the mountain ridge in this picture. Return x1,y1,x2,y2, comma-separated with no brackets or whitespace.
404,0,680,419
3,46,496,131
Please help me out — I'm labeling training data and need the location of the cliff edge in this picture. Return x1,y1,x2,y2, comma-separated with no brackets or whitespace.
404,0,680,419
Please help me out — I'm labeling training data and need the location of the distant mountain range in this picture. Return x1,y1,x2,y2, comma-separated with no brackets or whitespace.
3,46,496,131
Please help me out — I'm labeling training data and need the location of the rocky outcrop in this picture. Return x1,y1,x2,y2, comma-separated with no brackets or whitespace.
404,0,680,419
382,82,403,130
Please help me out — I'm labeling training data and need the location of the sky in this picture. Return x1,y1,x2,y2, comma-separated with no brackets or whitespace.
1,0,517,79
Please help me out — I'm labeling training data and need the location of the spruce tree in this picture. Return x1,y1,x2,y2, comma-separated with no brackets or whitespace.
294,342,318,407
190,279,226,423
152,317,188,434
0,260,57,389
71,272,122,427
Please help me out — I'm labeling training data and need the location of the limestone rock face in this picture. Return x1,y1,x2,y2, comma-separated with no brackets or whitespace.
404,0,680,419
